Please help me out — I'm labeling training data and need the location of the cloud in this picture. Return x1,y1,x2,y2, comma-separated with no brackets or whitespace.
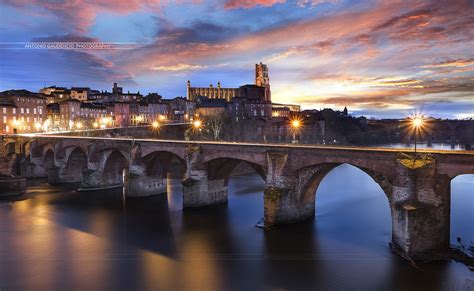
2,0,473,117
224,0,285,9
421,58,474,69
32,33,101,43
2,0,199,32
223,0,337,9
150,63,206,71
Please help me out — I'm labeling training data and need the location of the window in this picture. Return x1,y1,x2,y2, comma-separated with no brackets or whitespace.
26,108,30,114
13,108,16,114
2,107,5,114
21,108,24,114
39,109,42,115
3,116,6,123
34,108,37,114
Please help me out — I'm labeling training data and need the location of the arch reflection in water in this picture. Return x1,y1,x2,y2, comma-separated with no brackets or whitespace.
1,162,473,290
450,174,474,251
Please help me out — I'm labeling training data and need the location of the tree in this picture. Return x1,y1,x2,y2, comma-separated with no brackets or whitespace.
207,112,227,140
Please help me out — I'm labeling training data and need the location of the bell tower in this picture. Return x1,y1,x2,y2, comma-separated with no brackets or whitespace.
255,62,271,102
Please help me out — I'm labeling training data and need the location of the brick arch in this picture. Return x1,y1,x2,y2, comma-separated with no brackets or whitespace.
43,148,55,171
102,149,129,186
62,147,88,182
201,151,267,170
139,145,186,162
141,151,187,179
5,142,16,156
296,162,393,208
55,141,90,160
206,157,267,186
88,145,131,165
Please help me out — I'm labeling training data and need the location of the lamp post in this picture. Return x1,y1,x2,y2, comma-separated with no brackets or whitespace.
290,119,301,144
192,119,203,140
412,115,424,155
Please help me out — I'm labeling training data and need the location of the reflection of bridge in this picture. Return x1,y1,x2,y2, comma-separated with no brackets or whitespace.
1,135,473,259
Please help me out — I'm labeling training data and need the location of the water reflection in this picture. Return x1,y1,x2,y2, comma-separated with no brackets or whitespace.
0,166,472,290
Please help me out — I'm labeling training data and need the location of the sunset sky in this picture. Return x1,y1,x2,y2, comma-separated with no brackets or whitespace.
0,0,473,118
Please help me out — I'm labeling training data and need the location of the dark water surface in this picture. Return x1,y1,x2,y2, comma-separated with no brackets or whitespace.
1,164,473,290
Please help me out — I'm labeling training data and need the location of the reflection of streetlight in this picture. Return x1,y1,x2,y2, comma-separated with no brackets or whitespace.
411,115,424,155
290,118,302,143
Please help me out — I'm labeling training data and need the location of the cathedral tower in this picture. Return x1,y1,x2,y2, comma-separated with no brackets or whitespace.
255,62,271,102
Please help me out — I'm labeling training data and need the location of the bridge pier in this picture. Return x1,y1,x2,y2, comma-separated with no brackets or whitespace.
263,186,314,227
263,151,315,227
81,168,126,190
182,145,227,208
182,172,228,208
390,156,450,258
125,163,167,197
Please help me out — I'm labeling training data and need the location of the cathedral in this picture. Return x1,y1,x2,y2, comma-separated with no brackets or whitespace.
186,63,271,102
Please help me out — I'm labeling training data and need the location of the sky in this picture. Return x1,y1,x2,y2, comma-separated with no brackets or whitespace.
0,0,473,118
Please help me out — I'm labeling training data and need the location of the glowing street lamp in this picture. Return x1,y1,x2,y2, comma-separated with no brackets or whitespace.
193,119,202,129
290,118,302,144
43,119,51,132
93,122,99,129
76,122,83,130
34,122,42,131
411,115,424,155
152,121,160,129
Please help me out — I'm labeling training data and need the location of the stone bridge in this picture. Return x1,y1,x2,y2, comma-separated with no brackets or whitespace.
1,134,473,260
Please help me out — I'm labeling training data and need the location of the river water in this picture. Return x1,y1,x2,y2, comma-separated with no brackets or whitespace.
0,164,473,290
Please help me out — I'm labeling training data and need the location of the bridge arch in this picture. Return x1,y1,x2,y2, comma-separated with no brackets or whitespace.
141,151,186,179
5,142,16,156
206,157,267,186
63,147,88,183
296,162,392,210
43,149,55,174
103,150,129,186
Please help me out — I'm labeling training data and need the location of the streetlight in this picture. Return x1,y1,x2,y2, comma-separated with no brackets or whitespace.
193,119,202,129
76,122,83,130
34,122,42,132
152,121,159,129
290,118,301,144
411,115,424,155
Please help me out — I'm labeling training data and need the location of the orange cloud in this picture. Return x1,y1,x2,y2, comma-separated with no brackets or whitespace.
421,59,474,69
150,63,206,71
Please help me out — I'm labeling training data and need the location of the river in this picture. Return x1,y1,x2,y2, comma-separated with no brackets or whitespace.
0,164,473,290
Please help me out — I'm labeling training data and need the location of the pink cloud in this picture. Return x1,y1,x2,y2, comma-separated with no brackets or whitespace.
2,0,199,32
224,0,285,9
223,0,337,9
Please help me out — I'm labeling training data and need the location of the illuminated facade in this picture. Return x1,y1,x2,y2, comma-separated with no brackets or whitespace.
0,90,46,133
187,62,271,102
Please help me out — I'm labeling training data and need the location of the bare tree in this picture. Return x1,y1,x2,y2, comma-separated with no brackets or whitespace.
207,112,227,140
